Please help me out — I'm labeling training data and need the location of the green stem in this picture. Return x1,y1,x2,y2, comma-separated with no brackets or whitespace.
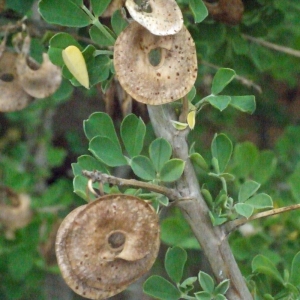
220,177,227,194
94,50,114,56
81,5,116,45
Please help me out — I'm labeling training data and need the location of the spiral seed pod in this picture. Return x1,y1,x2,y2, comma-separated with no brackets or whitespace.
55,194,160,300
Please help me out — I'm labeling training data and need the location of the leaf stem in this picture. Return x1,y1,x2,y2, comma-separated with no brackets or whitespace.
225,203,300,234
81,5,116,45
82,170,182,201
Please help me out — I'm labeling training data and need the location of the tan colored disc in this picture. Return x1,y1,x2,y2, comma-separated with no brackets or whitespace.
114,22,198,105
0,52,32,112
125,0,183,36
55,194,160,300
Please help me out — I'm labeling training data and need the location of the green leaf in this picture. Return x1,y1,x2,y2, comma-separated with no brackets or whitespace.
48,33,82,66
288,162,300,201
290,251,300,286
245,193,273,209
160,159,185,182
198,271,215,293
90,24,115,47
90,0,111,16
39,0,91,27
89,136,127,167
187,86,197,102
73,175,92,200
250,44,274,71
215,295,227,300
149,138,172,172
205,95,231,111
87,55,111,86
252,255,284,284
215,279,230,294
211,133,233,173
165,247,187,284
131,155,156,181
189,0,208,23
234,203,254,219
238,180,261,202
84,112,119,145
230,96,256,114
195,291,212,300
73,155,109,175
111,9,129,35
180,277,198,293
143,275,181,300
211,68,236,95
233,142,258,178
121,114,146,157
190,152,209,171
252,150,277,185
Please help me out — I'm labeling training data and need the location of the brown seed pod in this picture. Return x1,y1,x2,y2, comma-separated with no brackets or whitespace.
114,21,197,105
0,188,33,239
16,53,62,98
55,194,160,300
0,52,33,112
125,0,183,36
204,0,244,25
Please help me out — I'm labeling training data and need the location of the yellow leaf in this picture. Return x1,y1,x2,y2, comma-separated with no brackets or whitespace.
171,120,188,130
62,46,89,89
187,110,196,129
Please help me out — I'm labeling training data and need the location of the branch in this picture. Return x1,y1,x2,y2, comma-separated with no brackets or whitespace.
225,203,300,234
147,105,253,300
242,34,300,58
82,170,182,201
201,60,262,94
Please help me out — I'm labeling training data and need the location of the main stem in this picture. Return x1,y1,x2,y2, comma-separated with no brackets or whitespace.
147,105,253,300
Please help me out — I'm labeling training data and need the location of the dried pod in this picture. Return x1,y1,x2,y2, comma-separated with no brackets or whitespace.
114,21,197,105
16,53,62,98
125,0,183,36
56,194,160,300
204,0,244,25
0,189,33,239
0,52,33,112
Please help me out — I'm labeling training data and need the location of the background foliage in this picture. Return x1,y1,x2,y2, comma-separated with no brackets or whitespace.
1,0,300,299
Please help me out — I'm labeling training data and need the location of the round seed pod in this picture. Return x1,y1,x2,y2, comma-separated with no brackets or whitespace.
125,0,183,36
0,52,32,112
114,21,197,105
55,194,160,300
16,53,62,98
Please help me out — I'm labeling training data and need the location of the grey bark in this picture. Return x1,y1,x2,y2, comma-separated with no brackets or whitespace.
147,105,253,300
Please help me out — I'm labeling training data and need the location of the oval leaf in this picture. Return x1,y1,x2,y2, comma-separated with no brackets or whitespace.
190,152,209,171
73,155,108,175
165,247,187,284
143,275,181,300
245,193,273,209
211,133,233,174
84,112,119,145
39,0,90,27
160,159,185,182
89,136,127,167
205,95,231,111
234,203,254,219
62,45,89,88
149,138,172,172
189,0,208,23
252,255,284,284
91,0,111,16
131,155,156,181
121,114,146,157
198,271,215,293
111,9,129,35
238,180,261,203
211,68,236,95
230,95,256,114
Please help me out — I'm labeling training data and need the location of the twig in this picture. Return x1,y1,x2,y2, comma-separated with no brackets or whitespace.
82,170,182,201
201,60,262,94
225,203,300,234
242,34,300,58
